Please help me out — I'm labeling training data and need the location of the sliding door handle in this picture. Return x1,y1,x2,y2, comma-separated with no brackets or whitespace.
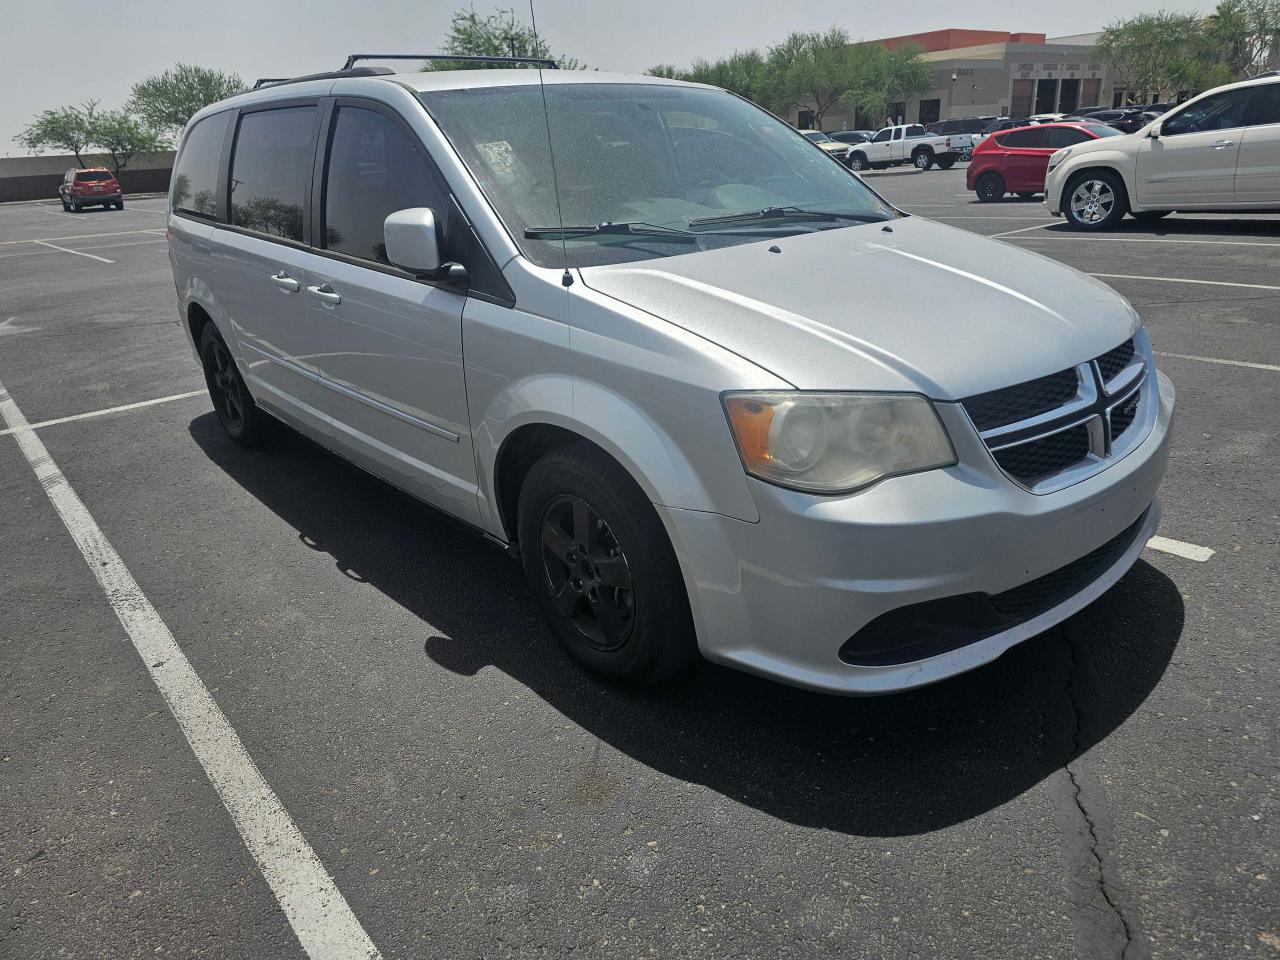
306,283,342,305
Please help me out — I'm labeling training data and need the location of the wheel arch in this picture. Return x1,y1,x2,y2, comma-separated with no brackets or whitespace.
1056,158,1136,211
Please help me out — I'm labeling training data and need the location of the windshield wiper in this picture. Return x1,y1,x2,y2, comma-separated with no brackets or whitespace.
687,206,889,227
524,221,697,241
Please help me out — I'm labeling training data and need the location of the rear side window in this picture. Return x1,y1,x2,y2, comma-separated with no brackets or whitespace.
1047,127,1091,148
229,106,317,242
905,125,926,138
171,112,230,221
76,171,114,182
321,105,452,265
999,127,1050,148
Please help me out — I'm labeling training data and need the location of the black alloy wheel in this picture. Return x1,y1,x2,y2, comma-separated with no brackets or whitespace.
538,494,635,652
199,323,270,446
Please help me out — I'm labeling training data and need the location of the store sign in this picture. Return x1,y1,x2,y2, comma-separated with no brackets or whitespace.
1015,61,1104,80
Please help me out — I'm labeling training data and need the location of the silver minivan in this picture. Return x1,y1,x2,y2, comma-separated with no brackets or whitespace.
168,59,1175,695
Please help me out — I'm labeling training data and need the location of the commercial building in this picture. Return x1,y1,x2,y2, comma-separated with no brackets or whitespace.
800,28,1127,131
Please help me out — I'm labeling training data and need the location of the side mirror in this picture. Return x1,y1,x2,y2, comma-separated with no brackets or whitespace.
384,207,443,274
1148,121,1162,139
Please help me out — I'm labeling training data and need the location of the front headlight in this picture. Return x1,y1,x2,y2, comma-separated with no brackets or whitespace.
722,392,956,494
1047,148,1069,173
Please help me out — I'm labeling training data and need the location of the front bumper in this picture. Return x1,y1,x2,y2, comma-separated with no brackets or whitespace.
659,370,1175,695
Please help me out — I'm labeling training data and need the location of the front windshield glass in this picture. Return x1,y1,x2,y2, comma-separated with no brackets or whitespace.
803,131,832,142
420,82,896,268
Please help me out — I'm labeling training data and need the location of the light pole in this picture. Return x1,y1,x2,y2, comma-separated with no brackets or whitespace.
951,72,957,118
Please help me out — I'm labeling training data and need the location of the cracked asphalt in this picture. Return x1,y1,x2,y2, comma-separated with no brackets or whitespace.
1,178,1277,959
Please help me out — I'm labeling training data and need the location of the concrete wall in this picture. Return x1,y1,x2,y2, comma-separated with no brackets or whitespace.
0,151,174,202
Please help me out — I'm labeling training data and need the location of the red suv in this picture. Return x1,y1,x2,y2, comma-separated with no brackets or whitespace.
59,168,123,211
967,123,1124,202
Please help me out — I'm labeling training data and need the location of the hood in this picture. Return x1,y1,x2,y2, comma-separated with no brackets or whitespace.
579,216,1138,399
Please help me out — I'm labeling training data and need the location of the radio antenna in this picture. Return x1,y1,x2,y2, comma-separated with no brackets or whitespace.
528,0,573,287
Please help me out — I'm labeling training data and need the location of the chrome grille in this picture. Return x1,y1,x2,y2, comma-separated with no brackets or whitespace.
962,333,1154,494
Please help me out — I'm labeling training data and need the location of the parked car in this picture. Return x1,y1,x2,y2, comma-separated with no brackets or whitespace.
981,118,1040,136
829,130,874,145
968,122,1124,201
800,129,854,165
59,168,123,211
1046,73,1280,228
926,116,995,159
1112,106,1172,134
170,60,1174,695
847,124,959,171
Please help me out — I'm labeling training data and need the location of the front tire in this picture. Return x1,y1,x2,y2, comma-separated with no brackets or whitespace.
976,172,1005,202
1062,170,1128,230
199,323,271,447
518,442,698,686
849,152,868,171
912,149,934,171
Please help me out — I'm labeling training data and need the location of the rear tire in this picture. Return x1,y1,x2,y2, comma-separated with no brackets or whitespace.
70,201,81,212
1132,210,1170,223
912,149,934,171
936,157,956,170
1016,191,1037,199
518,442,699,686
115,200,124,209
976,172,1005,202
1062,170,1128,230
199,323,271,447
61,200,71,211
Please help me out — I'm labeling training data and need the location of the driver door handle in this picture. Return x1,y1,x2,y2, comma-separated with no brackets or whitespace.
306,283,342,305
269,271,300,292
1211,139,1234,149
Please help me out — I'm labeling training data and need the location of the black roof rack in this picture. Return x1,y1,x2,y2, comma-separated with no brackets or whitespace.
342,53,558,70
252,66,394,91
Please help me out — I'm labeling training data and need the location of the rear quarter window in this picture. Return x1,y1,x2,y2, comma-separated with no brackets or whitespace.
172,111,232,221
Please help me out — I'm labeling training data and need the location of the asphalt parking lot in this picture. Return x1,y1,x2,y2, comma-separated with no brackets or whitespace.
1,176,1276,960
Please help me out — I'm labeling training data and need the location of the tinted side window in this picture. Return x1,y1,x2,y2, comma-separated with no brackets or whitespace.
872,129,891,142
1047,127,1091,148
229,106,317,242
1247,83,1280,126
904,125,926,138
934,120,955,134
1000,128,1050,148
1163,89,1253,135
173,112,230,220
961,119,985,134
322,106,451,265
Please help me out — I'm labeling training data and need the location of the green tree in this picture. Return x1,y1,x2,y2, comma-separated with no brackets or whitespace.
423,7,581,70
846,43,934,123
1098,11,1229,101
17,101,99,164
127,64,245,136
92,110,166,174
766,28,860,129
1211,0,1280,76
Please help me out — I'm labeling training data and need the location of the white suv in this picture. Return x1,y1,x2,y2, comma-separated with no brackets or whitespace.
1046,74,1280,228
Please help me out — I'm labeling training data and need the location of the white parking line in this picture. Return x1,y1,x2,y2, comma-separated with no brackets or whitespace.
0,228,160,247
1146,536,1215,562
0,376,383,960
31,239,114,263
1091,273,1280,292
1008,234,1280,248
0,238,166,261
989,222,1054,239
1155,351,1280,373
0,390,206,438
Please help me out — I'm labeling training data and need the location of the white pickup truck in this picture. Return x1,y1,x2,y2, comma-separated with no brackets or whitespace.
846,124,959,172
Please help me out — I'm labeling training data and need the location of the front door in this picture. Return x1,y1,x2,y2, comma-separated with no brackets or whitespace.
1136,87,1252,207
1235,81,1280,204
304,100,479,524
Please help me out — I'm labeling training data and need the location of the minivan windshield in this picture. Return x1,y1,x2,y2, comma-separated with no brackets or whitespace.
420,82,896,268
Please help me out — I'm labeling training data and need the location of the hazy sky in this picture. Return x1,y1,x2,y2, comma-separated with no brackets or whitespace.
5,0,1205,155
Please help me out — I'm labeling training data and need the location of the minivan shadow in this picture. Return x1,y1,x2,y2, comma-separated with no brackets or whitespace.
191,413,1183,837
